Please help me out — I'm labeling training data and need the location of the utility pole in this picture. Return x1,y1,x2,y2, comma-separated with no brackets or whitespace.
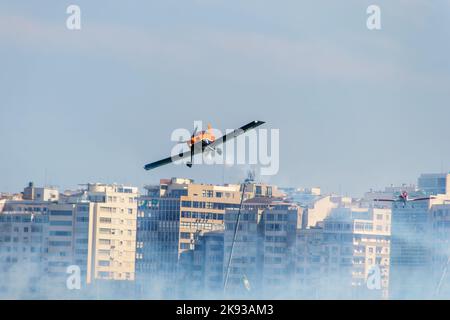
223,171,255,292
435,255,450,297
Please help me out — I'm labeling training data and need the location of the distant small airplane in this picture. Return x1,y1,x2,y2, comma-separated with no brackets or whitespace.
144,120,265,171
373,191,435,207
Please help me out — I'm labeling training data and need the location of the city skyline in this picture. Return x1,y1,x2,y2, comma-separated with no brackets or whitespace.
1,172,450,299
1,171,447,199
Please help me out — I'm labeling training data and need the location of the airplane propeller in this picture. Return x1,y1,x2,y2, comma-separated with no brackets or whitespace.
176,125,198,144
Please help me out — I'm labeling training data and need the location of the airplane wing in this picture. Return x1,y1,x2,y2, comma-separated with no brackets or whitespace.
144,121,265,171
144,150,192,171
209,120,265,148
411,197,434,202
373,199,396,202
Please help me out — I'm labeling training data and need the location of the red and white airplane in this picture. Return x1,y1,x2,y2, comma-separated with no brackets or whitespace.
374,191,435,207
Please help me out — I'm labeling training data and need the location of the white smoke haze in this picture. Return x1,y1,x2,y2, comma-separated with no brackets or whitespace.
1,232,450,300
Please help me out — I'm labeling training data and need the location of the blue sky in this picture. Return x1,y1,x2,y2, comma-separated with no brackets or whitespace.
1,1,449,196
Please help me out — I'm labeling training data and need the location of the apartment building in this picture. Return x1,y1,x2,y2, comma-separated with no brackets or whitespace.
0,182,139,298
196,231,224,293
178,183,242,253
0,192,91,296
223,198,302,297
177,230,225,298
389,193,450,299
295,206,391,299
135,178,282,296
418,173,449,196
429,201,450,297
136,182,182,296
84,183,139,283
0,210,48,296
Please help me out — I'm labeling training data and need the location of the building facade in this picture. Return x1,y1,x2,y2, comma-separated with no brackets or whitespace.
223,198,302,297
135,178,283,297
0,183,139,297
295,206,391,299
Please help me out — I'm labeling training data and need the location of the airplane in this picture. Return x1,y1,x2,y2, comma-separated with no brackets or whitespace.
144,120,265,171
373,191,435,207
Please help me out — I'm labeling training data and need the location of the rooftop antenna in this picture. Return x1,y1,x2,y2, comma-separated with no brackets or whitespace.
223,170,255,292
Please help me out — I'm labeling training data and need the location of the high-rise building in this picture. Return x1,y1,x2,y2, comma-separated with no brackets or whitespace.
223,198,302,297
136,181,182,296
83,183,139,283
135,178,282,297
0,182,139,297
0,209,48,296
0,192,92,296
295,206,391,299
418,173,449,196
389,193,450,299
178,183,242,253
429,201,450,297
179,230,225,298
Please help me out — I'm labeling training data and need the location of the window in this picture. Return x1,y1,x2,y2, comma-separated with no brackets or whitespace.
98,260,110,267
202,190,214,198
50,220,72,226
98,272,110,278
180,232,191,239
99,228,111,234
182,201,191,207
181,211,191,218
49,241,71,247
180,243,190,249
49,231,72,236
50,211,72,216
